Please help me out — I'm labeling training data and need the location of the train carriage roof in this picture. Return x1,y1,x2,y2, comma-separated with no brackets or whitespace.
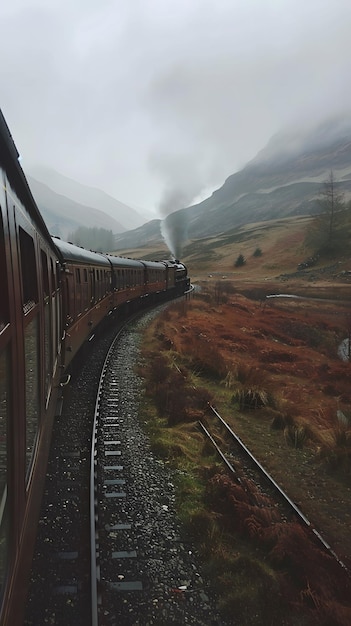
0,109,58,255
52,237,111,266
106,254,144,269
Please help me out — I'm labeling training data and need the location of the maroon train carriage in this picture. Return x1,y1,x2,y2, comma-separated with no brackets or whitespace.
106,253,146,308
140,259,167,296
53,237,116,367
0,106,191,625
0,110,63,626
54,239,176,368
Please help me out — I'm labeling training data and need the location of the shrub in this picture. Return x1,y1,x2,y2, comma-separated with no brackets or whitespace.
186,336,228,380
231,387,269,410
270,411,294,430
284,424,307,448
234,254,246,267
253,247,263,257
236,363,267,387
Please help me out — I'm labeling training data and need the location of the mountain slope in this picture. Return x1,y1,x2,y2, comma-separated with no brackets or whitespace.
28,177,125,239
28,166,146,231
185,117,351,236
113,116,351,252
114,219,162,249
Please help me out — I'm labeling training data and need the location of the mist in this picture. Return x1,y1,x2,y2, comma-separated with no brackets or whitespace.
0,0,350,218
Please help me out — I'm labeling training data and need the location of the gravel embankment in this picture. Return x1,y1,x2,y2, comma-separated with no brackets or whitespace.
25,307,225,625
98,317,224,624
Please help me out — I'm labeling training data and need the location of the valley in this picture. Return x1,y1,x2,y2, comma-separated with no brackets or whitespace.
124,213,351,623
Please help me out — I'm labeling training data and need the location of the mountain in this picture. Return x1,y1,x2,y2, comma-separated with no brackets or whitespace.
27,177,126,240
113,115,351,252
28,166,146,231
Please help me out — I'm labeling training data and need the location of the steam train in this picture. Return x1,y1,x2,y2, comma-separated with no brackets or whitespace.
0,109,189,625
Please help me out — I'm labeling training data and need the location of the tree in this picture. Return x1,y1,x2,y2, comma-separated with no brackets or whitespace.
306,171,345,255
317,171,344,251
253,247,262,257
67,226,115,252
234,254,246,267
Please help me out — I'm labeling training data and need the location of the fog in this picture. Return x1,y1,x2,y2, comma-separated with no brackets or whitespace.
1,0,350,220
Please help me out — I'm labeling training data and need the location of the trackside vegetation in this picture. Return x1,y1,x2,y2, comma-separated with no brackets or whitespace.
138,290,351,625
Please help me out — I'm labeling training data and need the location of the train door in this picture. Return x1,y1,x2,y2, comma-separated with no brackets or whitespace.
0,172,41,606
17,225,40,479
41,250,52,404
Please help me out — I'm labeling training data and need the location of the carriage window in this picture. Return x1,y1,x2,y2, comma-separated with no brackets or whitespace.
41,250,49,298
0,349,9,591
76,268,81,284
25,316,39,474
50,258,56,294
19,227,38,313
44,299,51,399
0,213,9,331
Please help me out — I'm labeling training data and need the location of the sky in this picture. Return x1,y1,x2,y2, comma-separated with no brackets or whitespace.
1,0,351,219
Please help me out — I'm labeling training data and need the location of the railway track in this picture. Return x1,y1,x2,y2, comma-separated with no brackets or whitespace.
90,322,143,626
25,298,350,624
24,319,124,625
199,406,349,575
90,324,143,625
89,317,222,625
26,302,220,625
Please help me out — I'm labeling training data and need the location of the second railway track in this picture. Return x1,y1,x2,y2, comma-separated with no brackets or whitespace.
199,406,349,576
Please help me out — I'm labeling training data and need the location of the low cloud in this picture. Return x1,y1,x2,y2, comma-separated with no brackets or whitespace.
0,0,351,218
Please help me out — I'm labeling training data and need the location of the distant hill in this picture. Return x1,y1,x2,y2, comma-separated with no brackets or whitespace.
27,166,146,236
28,177,126,240
113,115,351,253
114,218,163,250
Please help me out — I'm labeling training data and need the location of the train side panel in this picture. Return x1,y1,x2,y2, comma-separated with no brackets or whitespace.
0,108,191,625
140,260,167,299
0,165,63,625
108,255,145,308
54,238,114,367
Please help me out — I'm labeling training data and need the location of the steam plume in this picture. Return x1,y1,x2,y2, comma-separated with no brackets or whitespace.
151,152,205,258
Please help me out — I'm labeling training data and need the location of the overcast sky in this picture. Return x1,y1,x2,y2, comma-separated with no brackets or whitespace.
1,0,351,218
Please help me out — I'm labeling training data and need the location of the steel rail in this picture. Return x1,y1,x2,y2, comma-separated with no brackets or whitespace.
208,404,349,573
198,420,239,479
89,300,185,624
90,326,126,626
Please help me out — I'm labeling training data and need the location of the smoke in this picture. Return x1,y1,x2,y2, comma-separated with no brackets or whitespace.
161,208,189,260
159,187,190,259
150,151,207,258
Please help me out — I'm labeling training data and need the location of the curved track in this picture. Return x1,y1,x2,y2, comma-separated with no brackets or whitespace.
89,312,221,626
199,405,349,575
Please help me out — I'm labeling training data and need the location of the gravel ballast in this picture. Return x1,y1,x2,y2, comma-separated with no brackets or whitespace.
25,307,225,625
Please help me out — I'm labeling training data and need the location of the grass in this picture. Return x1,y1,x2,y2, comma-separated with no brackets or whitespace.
137,291,351,624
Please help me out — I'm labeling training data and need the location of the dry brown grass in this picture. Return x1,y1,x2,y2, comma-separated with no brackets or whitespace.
145,290,351,562
134,215,351,623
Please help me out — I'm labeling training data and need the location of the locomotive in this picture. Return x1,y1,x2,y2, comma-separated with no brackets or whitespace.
0,109,189,625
